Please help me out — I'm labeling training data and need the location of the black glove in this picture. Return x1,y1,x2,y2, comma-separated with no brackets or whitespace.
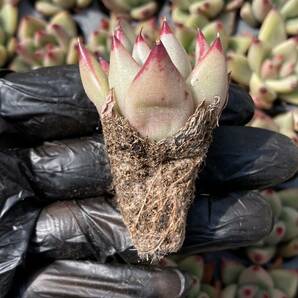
0,66,297,298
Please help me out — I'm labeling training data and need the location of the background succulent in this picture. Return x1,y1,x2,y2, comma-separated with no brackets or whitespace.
159,255,218,298
35,0,93,17
227,9,298,109
171,0,242,29
250,110,298,143
0,0,19,67
100,0,159,20
9,11,79,72
239,189,298,266
240,0,298,36
221,261,298,298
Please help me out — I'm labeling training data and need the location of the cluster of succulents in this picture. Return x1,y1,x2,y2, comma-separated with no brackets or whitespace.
0,0,19,67
7,4,160,72
86,15,159,61
250,110,298,143
171,0,242,28
159,255,218,298
100,0,159,20
221,260,298,298
9,11,79,72
160,255,298,298
35,0,92,16
171,0,239,57
242,189,298,266
240,0,298,35
227,9,298,109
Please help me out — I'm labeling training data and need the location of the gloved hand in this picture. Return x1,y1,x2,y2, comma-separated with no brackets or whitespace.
0,65,298,298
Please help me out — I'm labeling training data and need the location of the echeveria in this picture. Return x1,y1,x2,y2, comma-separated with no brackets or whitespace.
78,19,228,141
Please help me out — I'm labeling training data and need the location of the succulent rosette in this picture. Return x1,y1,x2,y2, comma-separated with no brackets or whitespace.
100,0,159,21
87,15,159,61
250,110,298,144
78,19,228,258
227,9,298,109
221,261,298,298
171,0,241,53
172,0,243,27
35,0,92,16
241,189,298,265
10,11,79,72
0,0,19,67
240,0,298,35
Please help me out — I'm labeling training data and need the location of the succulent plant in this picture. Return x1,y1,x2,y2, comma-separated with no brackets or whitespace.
35,0,92,16
171,0,239,58
176,255,217,298
227,9,298,109
221,261,298,298
250,110,298,144
174,19,230,62
78,18,228,139
242,189,298,265
9,11,79,72
85,14,159,62
78,18,228,258
0,0,19,67
172,0,243,29
100,0,159,21
240,0,298,36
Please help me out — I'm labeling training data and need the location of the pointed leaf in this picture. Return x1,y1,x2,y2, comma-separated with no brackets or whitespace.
78,41,109,111
108,35,140,116
187,36,228,110
160,19,192,79
195,29,209,64
132,31,150,64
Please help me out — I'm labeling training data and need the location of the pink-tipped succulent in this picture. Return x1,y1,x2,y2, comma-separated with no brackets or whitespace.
10,12,79,72
172,0,242,29
241,0,298,36
78,18,228,141
221,261,298,298
78,18,228,259
228,13,298,109
242,188,298,266
100,0,159,21
0,0,19,67
132,30,151,65
35,0,92,17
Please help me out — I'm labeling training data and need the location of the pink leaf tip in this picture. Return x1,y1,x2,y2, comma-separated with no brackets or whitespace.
196,29,209,63
136,29,145,44
160,18,172,36
210,34,223,53
111,34,122,50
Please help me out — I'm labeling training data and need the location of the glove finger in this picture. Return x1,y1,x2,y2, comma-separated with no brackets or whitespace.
30,197,131,261
0,151,40,297
219,83,254,126
0,66,253,146
20,260,192,298
20,136,113,202
0,65,98,143
182,191,273,255
198,126,298,193
31,191,272,263
23,126,298,203
275,173,298,190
